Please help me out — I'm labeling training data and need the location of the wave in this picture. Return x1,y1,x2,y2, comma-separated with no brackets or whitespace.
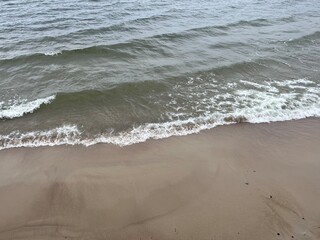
0,77,319,150
0,17,279,63
1,103,319,151
0,79,168,121
228,18,270,28
0,59,278,121
0,44,136,64
0,95,55,120
283,31,320,45
0,29,208,63
0,55,315,122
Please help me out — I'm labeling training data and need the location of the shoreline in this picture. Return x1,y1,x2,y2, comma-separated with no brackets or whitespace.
0,118,320,240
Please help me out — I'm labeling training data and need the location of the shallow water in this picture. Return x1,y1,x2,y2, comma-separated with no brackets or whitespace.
0,0,320,149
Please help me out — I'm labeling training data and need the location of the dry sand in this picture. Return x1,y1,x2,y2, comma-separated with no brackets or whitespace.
0,118,320,240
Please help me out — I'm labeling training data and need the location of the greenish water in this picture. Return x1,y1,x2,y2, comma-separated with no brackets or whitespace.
0,0,320,149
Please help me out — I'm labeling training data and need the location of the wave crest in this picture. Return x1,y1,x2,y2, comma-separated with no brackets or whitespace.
0,77,319,150
0,95,56,120
1,104,320,150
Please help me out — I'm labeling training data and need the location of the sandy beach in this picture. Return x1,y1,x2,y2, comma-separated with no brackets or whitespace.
0,118,320,240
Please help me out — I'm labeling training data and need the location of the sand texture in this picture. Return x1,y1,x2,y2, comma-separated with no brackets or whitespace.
0,119,320,240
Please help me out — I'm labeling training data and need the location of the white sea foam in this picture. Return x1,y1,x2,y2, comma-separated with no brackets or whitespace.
0,95,56,119
0,78,319,150
0,125,81,149
1,103,319,150
44,51,61,56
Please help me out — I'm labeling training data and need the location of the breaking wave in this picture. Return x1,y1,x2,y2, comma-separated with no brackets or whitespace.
0,95,56,120
1,84,319,150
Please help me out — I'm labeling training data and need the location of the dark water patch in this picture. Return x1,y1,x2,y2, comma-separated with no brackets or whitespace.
208,41,249,50
223,116,247,123
1,80,169,121
0,45,137,64
125,13,176,26
278,16,296,23
227,18,271,28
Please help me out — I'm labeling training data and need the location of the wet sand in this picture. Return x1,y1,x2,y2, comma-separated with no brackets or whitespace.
0,118,320,240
